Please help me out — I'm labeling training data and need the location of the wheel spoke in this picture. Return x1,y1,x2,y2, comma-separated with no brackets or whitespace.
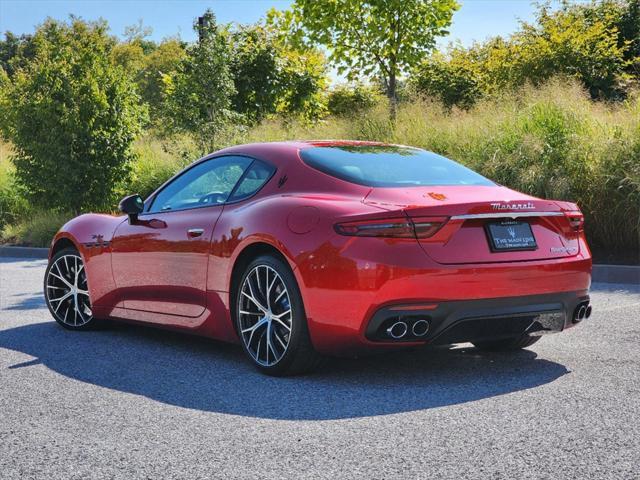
243,316,268,346
272,316,291,331
50,270,72,289
272,309,291,319
241,289,267,313
273,287,286,306
273,328,287,349
49,291,72,304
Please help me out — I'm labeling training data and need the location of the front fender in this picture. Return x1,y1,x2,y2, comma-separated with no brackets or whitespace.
50,213,126,315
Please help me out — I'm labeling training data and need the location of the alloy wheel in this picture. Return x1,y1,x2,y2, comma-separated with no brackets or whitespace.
45,253,93,327
238,264,292,367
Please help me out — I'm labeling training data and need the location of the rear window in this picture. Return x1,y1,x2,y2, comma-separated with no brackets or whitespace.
300,145,494,187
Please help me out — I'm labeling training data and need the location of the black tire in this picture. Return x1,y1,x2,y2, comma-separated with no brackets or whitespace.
472,334,541,351
44,247,97,331
234,254,322,376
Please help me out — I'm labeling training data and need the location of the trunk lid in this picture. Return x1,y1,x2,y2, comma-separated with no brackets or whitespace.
364,186,581,264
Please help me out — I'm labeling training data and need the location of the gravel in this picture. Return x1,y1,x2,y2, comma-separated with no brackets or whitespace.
1,257,639,479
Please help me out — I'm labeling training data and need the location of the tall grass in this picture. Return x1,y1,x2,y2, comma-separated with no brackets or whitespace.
240,79,640,256
0,80,638,257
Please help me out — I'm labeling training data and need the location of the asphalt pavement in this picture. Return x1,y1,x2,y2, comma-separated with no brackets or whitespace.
1,257,639,479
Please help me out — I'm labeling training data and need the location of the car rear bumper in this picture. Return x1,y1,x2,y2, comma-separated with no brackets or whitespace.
299,254,592,356
365,290,590,345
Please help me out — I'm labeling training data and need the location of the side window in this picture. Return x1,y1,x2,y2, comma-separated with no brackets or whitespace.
149,156,252,213
228,161,275,202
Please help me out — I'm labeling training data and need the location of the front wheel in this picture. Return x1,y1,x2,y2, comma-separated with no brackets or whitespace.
44,247,96,330
473,334,541,351
235,255,322,376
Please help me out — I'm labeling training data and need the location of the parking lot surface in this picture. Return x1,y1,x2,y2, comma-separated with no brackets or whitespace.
1,257,639,479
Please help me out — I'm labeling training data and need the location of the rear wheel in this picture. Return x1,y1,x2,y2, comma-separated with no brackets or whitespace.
473,334,540,351
44,247,96,330
235,255,321,376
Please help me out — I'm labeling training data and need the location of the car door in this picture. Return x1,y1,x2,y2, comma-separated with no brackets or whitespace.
110,155,253,318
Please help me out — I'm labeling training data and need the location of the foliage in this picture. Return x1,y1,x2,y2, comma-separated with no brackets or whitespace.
0,18,147,213
123,134,194,199
0,31,36,77
241,79,640,255
0,141,29,229
229,25,281,122
412,0,639,107
229,24,328,123
277,0,459,109
409,49,481,108
1,209,71,247
137,39,186,123
327,83,383,116
162,10,239,153
110,41,145,76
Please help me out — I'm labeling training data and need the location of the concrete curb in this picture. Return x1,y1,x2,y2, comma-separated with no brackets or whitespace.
0,245,638,284
0,246,49,259
592,264,640,285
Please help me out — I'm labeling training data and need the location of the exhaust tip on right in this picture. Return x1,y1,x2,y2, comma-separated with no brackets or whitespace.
573,303,591,323
412,319,430,337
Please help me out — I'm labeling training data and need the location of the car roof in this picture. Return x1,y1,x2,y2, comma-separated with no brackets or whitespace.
214,140,399,168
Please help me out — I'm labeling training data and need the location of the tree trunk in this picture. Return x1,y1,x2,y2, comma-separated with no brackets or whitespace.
386,71,397,122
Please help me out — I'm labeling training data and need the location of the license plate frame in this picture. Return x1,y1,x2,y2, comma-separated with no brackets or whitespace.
485,220,538,252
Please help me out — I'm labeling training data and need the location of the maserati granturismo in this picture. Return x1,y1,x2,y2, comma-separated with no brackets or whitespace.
44,141,592,375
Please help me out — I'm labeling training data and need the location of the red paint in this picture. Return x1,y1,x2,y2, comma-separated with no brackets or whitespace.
49,141,592,356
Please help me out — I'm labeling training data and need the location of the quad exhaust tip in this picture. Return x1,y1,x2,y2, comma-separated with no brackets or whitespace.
386,319,430,339
412,319,430,337
386,321,408,339
573,303,592,323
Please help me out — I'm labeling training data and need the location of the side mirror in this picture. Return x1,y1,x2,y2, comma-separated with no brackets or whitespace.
119,194,144,223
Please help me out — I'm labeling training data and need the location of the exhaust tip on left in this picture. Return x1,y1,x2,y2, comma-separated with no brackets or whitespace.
386,321,408,339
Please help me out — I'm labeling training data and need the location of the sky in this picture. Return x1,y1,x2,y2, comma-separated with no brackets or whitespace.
1,0,541,47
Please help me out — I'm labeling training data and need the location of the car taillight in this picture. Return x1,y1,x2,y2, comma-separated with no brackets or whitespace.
565,211,584,232
335,216,447,238
411,217,448,238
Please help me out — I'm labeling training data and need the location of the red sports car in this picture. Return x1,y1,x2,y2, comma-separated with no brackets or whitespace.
44,141,592,375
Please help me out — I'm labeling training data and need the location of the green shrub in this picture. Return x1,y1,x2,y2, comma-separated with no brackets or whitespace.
327,83,382,116
123,134,194,199
2,18,147,214
1,210,71,247
411,1,637,108
0,140,29,228
240,78,640,255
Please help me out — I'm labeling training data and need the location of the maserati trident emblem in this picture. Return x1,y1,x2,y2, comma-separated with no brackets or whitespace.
427,192,447,201
491,202,535,210
507,227,516,238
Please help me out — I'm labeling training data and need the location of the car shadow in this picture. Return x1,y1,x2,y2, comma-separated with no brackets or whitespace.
0,321,568,420
4,293,46,310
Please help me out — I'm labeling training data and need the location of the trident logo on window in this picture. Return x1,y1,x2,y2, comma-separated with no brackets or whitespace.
507,227,517,239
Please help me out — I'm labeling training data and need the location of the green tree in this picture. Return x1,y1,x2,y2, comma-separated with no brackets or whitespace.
277,0,458,116
230,23,328,123
0,32,36,77
163,10,238,153
327,83,382,116
229,25,281,122
138,38,186,122
412,1,635,107
410,48,481,109
1,18,146,213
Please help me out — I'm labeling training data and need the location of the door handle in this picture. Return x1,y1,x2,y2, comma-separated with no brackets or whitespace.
187,228,204,238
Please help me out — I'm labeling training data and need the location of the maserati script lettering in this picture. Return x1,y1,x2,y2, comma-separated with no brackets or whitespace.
491,202,535,210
